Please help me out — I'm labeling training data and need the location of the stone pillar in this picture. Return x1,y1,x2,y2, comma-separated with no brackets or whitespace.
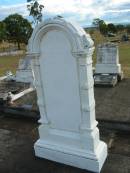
73,48,101,153
29,52,49,124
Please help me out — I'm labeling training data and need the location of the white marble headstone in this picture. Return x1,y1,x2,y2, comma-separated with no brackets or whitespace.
15,54,34,83
27,17,107,172
95,43,122,74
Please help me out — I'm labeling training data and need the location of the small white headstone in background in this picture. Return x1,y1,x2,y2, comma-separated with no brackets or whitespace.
95,43,122,74
14,54,34,84
28,17,107,172
94,43,123,86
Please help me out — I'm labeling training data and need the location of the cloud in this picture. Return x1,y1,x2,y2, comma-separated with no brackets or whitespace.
39,0,130,25
0,3,27,20
0,0,130,26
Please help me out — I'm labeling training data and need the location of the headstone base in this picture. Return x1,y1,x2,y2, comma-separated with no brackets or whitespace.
34,125,107,173
94,72,124,86
95,64,121,74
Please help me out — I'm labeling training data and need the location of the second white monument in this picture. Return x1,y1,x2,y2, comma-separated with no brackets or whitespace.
94,43,124,86
28,17,107,172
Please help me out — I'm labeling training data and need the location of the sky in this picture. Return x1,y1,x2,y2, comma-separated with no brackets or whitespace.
0,0,130,27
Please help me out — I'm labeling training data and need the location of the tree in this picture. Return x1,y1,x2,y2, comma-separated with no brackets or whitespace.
108,23,117,33
0,21,6,42
92,18,108,35
93,18,102,28
4,13,33,49
27,0,44,25
116,24,125,32
99,22,108,36
126,25,130,34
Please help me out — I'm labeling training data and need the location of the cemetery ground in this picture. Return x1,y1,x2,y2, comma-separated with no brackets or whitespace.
0,31,130,172
0,116,130,173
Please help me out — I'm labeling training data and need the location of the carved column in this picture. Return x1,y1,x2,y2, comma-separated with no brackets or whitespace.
73,48,99,152
27,52,49,124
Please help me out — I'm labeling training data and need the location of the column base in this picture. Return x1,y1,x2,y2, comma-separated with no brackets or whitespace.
34,137,107,173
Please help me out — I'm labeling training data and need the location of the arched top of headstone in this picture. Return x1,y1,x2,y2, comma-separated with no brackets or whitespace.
98,42,118,48
28,16,94,54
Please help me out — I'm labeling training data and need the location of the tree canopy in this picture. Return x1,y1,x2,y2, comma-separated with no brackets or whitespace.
92,18,101,28
0,21,6,42
92,18,129,36
126,25,130,34
108,23,117,33
4,13,33,49
92,18,108,35
116,24,125,32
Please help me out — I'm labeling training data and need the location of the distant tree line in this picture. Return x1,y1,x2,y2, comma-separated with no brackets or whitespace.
92,18,130,36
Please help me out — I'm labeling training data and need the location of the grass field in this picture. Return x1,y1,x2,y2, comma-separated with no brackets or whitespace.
0,54,25,75
0,31,130,77
0,42,25,76
119,43,130,77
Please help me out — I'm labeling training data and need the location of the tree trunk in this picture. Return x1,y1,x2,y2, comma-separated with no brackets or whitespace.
17,42,21,50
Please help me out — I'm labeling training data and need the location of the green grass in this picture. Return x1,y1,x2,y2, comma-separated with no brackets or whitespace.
0,33,130,78
0,54,25,75
0,42,26,76
119,43,130,77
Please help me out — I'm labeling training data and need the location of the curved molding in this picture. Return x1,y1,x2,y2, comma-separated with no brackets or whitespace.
28,17,94,55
